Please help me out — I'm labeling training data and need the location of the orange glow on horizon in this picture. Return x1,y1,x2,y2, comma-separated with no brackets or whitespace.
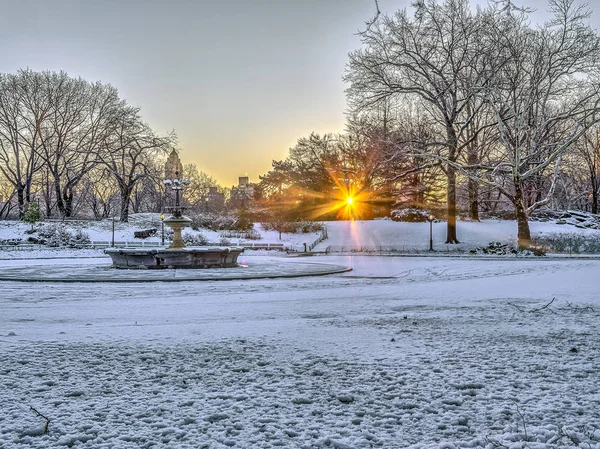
269,165,392,221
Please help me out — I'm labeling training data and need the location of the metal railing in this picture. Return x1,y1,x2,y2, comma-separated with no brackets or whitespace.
0,240,291,251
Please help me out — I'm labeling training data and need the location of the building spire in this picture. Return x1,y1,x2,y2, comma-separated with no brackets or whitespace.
165,149,183,180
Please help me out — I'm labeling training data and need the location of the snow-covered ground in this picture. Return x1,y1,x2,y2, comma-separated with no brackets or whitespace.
313,219,600,252
2,248,600,448
3,216,600,260
0,213,322,254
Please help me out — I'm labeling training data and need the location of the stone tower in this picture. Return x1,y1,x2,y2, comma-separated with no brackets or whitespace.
165,149,183,180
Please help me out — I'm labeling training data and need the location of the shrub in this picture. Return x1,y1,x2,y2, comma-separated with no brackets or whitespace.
68,229,91,248
470,241,545,256
235,208,253,231
42,225,72,247
38,224,60,240
391,208,433,223
183,232,208,246
260,220,324,234
37,224,90,248
296,221,324,233
243,229,261,240
533,232,600,254
189,213,246,231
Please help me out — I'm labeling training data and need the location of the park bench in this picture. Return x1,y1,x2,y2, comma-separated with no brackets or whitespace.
134,229,157,239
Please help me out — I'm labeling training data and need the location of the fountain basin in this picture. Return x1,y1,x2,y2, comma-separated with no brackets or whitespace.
105,246,244,269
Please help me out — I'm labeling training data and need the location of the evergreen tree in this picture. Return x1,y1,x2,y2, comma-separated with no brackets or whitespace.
23,200,42,230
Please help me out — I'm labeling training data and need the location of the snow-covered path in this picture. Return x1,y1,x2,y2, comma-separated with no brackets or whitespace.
1,256,600,448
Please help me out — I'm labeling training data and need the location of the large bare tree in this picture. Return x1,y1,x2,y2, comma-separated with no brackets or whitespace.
99,107,175,222
346,0,489,243
0,70,48,217
462,0,600,246
37,72,125,217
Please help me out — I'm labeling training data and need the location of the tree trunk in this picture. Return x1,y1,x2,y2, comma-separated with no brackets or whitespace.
45,201,52,218
445,166,460,243
468,178,479,221
591,172,598,214
415,173,424,206
120,188,132,222
514,182,531,248
63,187,74,218
55,179,66,218
466,120,479,221
17,187,25,219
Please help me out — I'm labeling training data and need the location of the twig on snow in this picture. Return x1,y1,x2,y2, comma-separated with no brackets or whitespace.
560,300,595,313
508,297,556,314
529,297,556,313
511,399,528,442
30,406,51,434
507,302,526,312
484,435,509,448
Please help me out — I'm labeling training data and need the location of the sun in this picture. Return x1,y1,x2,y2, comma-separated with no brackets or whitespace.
346,196,354,205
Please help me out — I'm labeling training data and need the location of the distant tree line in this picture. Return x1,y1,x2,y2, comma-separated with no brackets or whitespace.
0,69,227,222
260,0,600,247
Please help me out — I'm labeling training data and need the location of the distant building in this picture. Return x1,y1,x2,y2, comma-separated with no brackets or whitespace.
204,186,225,213
229,176,256,208
164,149,183,180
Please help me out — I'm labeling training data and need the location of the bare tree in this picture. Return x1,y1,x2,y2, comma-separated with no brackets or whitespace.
36,72,124,218
571,127,600,213
0,70,48,217
79,167,119,219
346,0,490,242
100,107,175,222
0,178,16,218
181,163,220,209
464,0,600,246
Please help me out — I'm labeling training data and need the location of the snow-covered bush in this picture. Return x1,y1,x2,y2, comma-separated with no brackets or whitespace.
243,229,261,240
37,224,59,240
183,233,208,246
39,224,72,247
296,221,324,233
470,241,545,256
391,208,433,223
189,213,243,231
68,229,91,248
533,232,600,254
219,229,261,240
260,220,324,234
35,223,90,248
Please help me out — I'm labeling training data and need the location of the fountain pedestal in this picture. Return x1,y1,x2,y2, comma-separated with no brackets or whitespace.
163,215,192,249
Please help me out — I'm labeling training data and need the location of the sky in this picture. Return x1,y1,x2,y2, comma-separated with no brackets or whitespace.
1,0,598,186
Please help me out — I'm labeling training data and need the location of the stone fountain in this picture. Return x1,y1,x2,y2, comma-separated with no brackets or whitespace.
105,171,243,269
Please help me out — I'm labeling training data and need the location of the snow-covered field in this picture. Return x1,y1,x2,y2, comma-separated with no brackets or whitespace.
1,219,600,448
313,219,600,252
3,215,600,260
0,213,322,253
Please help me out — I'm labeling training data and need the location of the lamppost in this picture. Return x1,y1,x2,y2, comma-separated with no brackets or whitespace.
163,171,190,218
426,214,435,251
162,171,191,249
160,213,165,245
111,215,115,248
